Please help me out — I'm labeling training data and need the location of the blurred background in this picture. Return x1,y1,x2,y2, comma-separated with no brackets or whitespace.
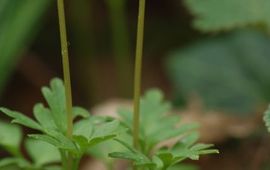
1,0,270,169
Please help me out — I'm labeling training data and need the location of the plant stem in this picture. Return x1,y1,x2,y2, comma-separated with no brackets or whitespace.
133,0,146,151
57,0,73,169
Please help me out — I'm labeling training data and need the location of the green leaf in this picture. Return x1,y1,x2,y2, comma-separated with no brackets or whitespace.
0,0,52,95
156,152,174,168
0,158,30,168
114,89,218,169
41,78,67,133
172,139,219,162
166,30,269,114
118,89,197,153
73,117,94,139
0,121,22,156
25,139,61,166
0,107,42,130
109,139,156,168
87,133,132,161
72,106,90,119
73,117,123,153
109,151,155,168
184,0,270,32
33,103,57,130
29,133,76,151
263,105,270,132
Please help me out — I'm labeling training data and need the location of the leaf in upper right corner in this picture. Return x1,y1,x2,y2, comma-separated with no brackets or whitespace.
184,0,270,32
263,105,270,132
166,30,270,115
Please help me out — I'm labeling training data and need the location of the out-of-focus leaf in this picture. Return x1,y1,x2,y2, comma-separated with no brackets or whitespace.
0,157,30,169
25,139,61,166
0,0,51,95
0,121,22,156
184,0,270,32
166,30,270,114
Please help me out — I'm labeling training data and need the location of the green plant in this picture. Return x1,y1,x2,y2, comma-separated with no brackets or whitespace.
0,78,122,170
108,89,218,170
184,0,270,32
0,0,218,169
166,30,270,115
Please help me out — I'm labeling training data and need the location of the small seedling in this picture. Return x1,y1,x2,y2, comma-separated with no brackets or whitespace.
0,78,123,170
109,89,219,170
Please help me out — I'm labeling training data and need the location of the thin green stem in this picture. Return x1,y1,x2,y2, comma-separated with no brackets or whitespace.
57,0,73,169
60,150,68,169
133,0,146,151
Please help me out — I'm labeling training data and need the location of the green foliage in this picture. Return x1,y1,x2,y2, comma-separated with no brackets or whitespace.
166,30,270,114
1,78,217,169
0,0,51,95
184,0,270,32
0,78,123,169
0,121,22,156
0,121,61,170
109,89,218,169
25,139,61,167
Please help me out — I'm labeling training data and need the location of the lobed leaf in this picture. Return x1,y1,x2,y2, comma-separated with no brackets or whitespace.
41,78,67,133
33,103,57,130
73,117,123,153
0,107,42,130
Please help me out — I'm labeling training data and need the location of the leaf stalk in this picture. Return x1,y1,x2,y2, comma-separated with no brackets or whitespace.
57,0,74,169
133,0,146,154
